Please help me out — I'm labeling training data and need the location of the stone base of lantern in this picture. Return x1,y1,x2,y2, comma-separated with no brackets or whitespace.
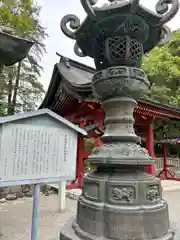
60,217,175,240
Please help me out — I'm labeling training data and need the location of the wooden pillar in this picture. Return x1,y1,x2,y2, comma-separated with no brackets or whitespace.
145,122,156,176
76,135,84,188
162,142,168,179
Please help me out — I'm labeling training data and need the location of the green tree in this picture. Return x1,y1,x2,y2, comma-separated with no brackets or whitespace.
142,30,180,141
0,0,38,37
0,0,47,115
142,30,180,107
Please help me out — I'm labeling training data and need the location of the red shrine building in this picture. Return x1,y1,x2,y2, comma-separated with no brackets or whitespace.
40,54,180,189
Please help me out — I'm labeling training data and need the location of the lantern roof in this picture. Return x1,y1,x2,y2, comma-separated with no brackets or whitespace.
0,27,33,66
75,3,162,56
61,0,179,61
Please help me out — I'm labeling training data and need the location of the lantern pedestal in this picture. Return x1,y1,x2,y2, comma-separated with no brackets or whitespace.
60,96,174,240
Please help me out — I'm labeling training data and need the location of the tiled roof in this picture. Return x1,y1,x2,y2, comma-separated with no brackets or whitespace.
40,54,180,120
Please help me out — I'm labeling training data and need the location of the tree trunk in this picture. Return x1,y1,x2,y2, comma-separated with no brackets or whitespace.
12,61,22,114
7,72,13,115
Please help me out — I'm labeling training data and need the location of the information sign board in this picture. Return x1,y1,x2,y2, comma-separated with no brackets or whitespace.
0,123,77,186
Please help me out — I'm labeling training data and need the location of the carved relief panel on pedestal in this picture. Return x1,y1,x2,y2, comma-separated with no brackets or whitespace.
146,185,160,202
111,186,136,203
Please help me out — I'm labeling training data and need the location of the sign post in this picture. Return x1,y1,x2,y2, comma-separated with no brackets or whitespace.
58,181,66,212
0,109,87,240
31,184,40,240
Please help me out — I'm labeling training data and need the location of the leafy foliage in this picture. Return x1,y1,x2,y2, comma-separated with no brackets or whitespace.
142,30,180,143
142,30,180,107
0,0,47,115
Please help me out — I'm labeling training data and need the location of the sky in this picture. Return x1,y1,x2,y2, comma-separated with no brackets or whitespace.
37,0,180,90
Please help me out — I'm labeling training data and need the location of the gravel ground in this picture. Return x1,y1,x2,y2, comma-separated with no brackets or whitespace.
0,190,179,240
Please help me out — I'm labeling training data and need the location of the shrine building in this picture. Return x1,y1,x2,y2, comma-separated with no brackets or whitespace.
40,54,180,189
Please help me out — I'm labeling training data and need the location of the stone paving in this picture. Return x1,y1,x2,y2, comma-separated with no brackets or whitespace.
0,189,179,240
0,194,77,240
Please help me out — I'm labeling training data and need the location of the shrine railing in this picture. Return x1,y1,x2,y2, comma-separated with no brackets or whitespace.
156,157,180,176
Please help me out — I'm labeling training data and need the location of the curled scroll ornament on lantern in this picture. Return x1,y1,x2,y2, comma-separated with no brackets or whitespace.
156,0,179,24
158,25,172,45
74,42,86,57
80,0,97,19
60,14,80,40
